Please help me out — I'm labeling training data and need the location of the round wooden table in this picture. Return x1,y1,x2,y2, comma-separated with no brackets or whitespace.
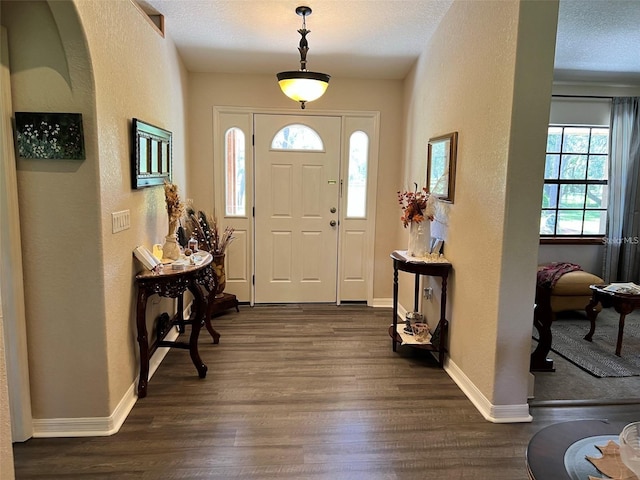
527,420,630,479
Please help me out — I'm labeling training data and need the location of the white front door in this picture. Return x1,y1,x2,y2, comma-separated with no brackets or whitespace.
254,114,341,303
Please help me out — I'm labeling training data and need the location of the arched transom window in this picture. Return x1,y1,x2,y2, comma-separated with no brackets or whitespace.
271,124,324,151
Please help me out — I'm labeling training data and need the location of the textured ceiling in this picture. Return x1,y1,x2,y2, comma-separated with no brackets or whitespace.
139,0,453,79
141,0,640,84
554,0,640,83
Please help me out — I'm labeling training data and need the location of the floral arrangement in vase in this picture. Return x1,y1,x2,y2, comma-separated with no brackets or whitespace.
397,183,436,228
398,183,436,257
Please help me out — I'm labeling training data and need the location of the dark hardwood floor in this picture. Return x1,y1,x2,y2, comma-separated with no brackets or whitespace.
12,304,639,479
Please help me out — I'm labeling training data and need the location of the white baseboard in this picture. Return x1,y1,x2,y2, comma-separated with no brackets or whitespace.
528,372,536,399
389,302,531,423
371,297,392,308
32,379,138,438
33,303,190,438
445,358,532,423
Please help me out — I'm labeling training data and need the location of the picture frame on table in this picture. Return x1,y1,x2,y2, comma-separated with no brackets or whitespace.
431,238,444,255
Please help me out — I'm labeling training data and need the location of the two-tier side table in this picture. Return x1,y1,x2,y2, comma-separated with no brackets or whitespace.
389,251,452,367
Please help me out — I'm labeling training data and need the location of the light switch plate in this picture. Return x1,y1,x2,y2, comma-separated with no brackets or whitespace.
112,210,130,233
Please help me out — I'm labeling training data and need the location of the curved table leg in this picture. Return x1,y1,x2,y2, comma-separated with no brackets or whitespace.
136,289,150,398
531,287,555,372
583,295,600,342
204,290,221,344
188,283,208,378
204,318,221,344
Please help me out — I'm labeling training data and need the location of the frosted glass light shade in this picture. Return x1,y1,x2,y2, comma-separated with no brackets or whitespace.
277,71,330,104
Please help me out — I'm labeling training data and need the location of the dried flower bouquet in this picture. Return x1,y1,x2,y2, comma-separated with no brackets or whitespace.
397,183,436,228
163,180,185,235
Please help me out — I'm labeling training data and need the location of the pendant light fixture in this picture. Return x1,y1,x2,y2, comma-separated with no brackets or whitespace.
276,6,331,109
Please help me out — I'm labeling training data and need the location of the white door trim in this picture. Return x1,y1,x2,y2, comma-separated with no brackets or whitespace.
1,26,34,442
213,106,379,306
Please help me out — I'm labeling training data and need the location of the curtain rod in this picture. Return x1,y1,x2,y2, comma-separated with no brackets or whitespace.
552,94,614,100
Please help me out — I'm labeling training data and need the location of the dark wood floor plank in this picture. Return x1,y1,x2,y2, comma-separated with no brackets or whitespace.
12,304,639,479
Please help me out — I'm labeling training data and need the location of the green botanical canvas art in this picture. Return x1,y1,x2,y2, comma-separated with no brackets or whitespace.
15,112,85,160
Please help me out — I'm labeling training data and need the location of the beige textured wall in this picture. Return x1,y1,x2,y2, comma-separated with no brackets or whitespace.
75,0,189,413
2,0,188,420
187,73,404,300
3,0,107,418
403,0,558,406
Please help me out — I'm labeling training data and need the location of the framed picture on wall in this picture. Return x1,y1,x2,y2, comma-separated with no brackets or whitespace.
427,131,458,203
131,118,172,189
14,112,85,160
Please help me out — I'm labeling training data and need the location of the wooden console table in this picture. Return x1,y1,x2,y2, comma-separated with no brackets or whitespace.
389,251,452,367
585,284,640,356
134,253,214,398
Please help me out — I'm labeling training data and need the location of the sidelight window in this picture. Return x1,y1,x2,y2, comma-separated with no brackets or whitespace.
346,131,369,218
225,127,246,216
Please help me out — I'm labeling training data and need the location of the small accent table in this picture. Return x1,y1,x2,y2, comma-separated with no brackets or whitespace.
134,253,214,398
585,284,640,356
389,251,452,367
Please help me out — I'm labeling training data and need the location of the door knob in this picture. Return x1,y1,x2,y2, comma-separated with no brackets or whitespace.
330,207,336,213
329,220,337,227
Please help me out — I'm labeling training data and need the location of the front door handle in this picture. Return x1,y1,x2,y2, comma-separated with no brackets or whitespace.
329,220,337,227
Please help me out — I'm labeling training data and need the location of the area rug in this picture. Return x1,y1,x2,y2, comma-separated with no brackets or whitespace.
533,309,640,378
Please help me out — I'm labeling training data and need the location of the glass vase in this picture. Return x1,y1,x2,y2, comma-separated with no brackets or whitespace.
408,221,430,258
